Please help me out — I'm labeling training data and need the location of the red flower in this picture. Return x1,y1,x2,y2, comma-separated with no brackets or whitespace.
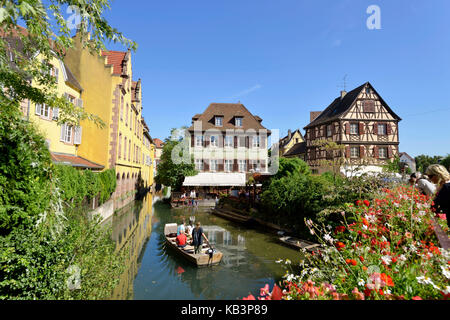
271,285,283,300
363,200,370,207
412,296,423,300
335,242,346,251
346,259,357,266
359,256,365,262
380,273,394,287
243,294,256,300
335,226,346,234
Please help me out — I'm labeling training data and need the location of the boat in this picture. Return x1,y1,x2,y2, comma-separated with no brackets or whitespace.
164,223,223,267
279,236,321,252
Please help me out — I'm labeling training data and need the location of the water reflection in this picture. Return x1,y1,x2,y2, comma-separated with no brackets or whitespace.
130,202,302,300
110,194,154,300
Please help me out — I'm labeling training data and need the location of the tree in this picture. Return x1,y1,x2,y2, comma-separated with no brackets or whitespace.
0,0,137,127
440,154,450,171
155,130,197,191
415,155,442,173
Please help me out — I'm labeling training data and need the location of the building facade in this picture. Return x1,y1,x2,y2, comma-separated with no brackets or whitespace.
277,129,306,160
304,82,401,173
63,33,155,208
187,103,270,175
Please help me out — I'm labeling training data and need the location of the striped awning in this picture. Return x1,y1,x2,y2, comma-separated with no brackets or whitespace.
183,173,246,187
50,153,104,170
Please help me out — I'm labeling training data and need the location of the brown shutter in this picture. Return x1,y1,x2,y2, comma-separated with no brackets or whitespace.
346,146,350,159
345,123,350,135
191,135,195,147
360,146,365,158
218,160,224,172
387,123,392,135
246,159,250,172
233,159,238,172
234,136,238,148
245,136,249,148
205,135,210,147
374,146,379,159
373,123,378,135
260,135,266,148
359,122,365,135
388,146,393,159
331,124,335,135
204,159,209,171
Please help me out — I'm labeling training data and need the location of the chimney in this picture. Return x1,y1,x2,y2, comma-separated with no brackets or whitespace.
288,130,292,140
310,111,322,123
340,90,347,99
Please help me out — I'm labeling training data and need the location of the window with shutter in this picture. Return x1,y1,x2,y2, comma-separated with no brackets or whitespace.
52,108,59,120
35,104,42,115
74,126,82,145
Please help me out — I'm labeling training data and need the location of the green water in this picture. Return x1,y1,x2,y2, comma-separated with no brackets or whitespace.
111,195,303,300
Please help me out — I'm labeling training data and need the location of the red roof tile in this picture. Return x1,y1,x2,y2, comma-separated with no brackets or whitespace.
51,153,104,170
153,138,164,148
101,50,127,75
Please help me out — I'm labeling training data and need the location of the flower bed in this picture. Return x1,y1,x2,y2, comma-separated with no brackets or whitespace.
242,186,449,300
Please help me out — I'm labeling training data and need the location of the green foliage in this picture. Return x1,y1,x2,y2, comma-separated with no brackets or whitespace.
1,0,136,128
273,157,311,180
155,139,197,191
0,107,53,235
382,156,402,173
53,165,116,206
440,154,450,171
415,154,442,173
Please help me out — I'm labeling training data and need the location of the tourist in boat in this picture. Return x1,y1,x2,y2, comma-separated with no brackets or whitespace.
192,222,209,254
176,231,187,248
177,219,186,236
186,220,194,237
426,164,450,222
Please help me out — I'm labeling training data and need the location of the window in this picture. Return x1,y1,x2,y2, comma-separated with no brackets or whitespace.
251,160,261,172
379,147,388,159
195,135,203,147
225,136,234,147
252,136,260,148
350,123,359,135
238,160,247,172
327,125,332,137
350,146,360,158
60,123,72,143
235,117,243,127
378,124,387,135
35,104,51,119
215,116,223,127
195,159,204,171
210,135,218,147
225,160,233,172
210,160,218,172
365,87,370,95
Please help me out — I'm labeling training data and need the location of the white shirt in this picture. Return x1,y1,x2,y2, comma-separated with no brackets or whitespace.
417,179,436,196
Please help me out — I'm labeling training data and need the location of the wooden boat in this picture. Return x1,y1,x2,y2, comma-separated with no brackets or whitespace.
279,236,321,252
164,223,223,267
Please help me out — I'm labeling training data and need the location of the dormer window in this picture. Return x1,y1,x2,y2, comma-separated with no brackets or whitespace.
215,116,223,127
235,117,243,127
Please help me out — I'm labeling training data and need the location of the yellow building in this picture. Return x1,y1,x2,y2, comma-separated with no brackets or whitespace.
278,129,306,160
64,33,154,209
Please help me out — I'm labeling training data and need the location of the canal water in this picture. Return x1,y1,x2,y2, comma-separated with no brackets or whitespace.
109,194,302,300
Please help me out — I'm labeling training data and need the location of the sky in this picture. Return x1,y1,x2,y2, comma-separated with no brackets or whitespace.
83,0,449,157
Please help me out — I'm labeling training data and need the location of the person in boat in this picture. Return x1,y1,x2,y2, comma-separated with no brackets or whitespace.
186,219,194,237
177,219,186,236
192,222,209,254
176,231,187,248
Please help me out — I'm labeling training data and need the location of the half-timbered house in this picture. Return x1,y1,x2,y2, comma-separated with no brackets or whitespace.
303,82,401,173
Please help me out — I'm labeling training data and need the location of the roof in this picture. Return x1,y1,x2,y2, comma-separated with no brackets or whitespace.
50,153,104,170
63,62,83,91
279,129,304,148
399,152,415,161
101,50,127,75
183,173,246,187
304,82,402,129
188,103,269,133
283,142,307,157
153,138,164,148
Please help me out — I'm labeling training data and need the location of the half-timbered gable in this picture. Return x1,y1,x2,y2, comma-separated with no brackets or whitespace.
303,82,401,172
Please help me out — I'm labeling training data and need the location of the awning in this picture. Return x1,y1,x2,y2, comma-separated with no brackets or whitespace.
183,173,247,187
51,153,104,170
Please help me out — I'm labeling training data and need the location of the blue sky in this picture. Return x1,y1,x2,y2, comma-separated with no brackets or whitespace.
97,0,449,157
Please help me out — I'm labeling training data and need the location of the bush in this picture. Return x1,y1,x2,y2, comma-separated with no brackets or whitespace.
0,108,53,235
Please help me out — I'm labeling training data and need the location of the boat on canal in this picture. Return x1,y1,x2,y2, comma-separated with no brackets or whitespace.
209,207,256,226
279,236,320,252
164,223,223,267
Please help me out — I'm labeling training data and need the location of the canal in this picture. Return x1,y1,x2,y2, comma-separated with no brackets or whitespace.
109,194,302,300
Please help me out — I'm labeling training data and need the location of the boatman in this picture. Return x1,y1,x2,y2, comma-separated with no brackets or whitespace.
192,222,209,254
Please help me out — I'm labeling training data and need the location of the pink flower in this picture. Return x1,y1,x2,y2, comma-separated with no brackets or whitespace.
243,294,256,300
352,287,365,300
260,284,270,297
